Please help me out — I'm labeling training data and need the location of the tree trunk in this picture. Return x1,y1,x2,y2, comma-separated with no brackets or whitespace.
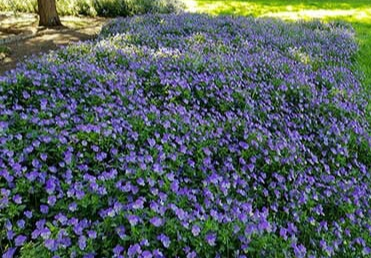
37,0,62,27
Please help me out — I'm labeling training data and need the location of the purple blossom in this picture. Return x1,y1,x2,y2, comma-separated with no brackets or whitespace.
191,225,201,236
153,163,164,175
12,195,22,204
113,245,124,256
128,244,142,256
40,205,49,214
78,235,87,250
148,138,156,147
142,251,153,258
279,228,288,240
45,239,57,251
48,196,57,206
150,217,163,227
133,198,145,210
7,230,14,240
239,141,249,150
68,202,77,212
2,248,17,258
15,235,27,246
116,225,126,239
40,228,51,239
292,243,307,258
87,230,97,239
157,234,171,248
16,219,25,229
127,215,139,227
205,233,216,246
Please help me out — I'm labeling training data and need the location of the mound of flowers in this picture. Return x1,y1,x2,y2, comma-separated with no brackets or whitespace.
1,14,371,257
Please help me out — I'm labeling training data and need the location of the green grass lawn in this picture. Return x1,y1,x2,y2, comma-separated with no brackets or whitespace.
183,0,371,92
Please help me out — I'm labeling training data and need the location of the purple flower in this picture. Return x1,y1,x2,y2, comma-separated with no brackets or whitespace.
113,245,124,256
187,251,197,258
12,195,22,204
153,249,164,258
6,230,14,240
258,219,271,232
106,208,115,217
203,147,212,156
279,227,288,240
55,213,68,225
205,233,216,246
22,91,30,99
239,141,249,150
48,196,57,206
16,219,25,229
133,198,145,210
14,235,27,246
78,235,87,250
150,217,163,227
40,205,49,214
2,247,17,258
142,251,153,258
153,163,163,174
247,164,254,172
363,247,371,255
157,234,171,248
116,226,126,239
292,243,307,258
128,244,142,256
87,230,97,239
44,239,57,251
191,225,201,236
46,179,56,194
40,228,51,239
69,202,77,212
148,138,156,147
127,215,139,226
40,153,48,161
140,239,150,247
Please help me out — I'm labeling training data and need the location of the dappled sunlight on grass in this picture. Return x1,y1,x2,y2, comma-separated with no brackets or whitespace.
183,0,371,24
263,8,371,22
184,0,371,15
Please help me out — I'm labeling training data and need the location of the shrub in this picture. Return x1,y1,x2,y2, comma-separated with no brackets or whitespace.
1,14,371,257
0,0,37,13
0,0,184,17
92,0,129,17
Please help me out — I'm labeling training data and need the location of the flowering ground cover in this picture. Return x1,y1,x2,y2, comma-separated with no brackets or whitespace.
184,0,371,104
1,13,371,257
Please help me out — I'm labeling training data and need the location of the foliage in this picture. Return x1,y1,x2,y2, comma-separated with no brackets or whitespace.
0,0,37,13
0,46,11,55
0,0,184,17
1,13,371,257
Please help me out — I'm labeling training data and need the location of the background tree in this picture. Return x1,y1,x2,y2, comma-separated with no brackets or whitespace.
38,0,62,27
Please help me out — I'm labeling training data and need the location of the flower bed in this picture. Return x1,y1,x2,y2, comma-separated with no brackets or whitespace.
1,14,370,257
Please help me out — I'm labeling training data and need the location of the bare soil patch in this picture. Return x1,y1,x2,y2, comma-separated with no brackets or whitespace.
0,12,108,75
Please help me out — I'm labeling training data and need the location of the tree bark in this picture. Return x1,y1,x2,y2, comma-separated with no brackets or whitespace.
37,0,62,27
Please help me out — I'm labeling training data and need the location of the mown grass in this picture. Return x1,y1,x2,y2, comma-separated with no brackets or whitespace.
183,0,371,93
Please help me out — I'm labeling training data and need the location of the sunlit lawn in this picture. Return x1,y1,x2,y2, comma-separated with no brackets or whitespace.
183,0,371,93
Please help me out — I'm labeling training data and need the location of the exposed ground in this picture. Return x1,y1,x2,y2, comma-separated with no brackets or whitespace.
0,12,108,75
